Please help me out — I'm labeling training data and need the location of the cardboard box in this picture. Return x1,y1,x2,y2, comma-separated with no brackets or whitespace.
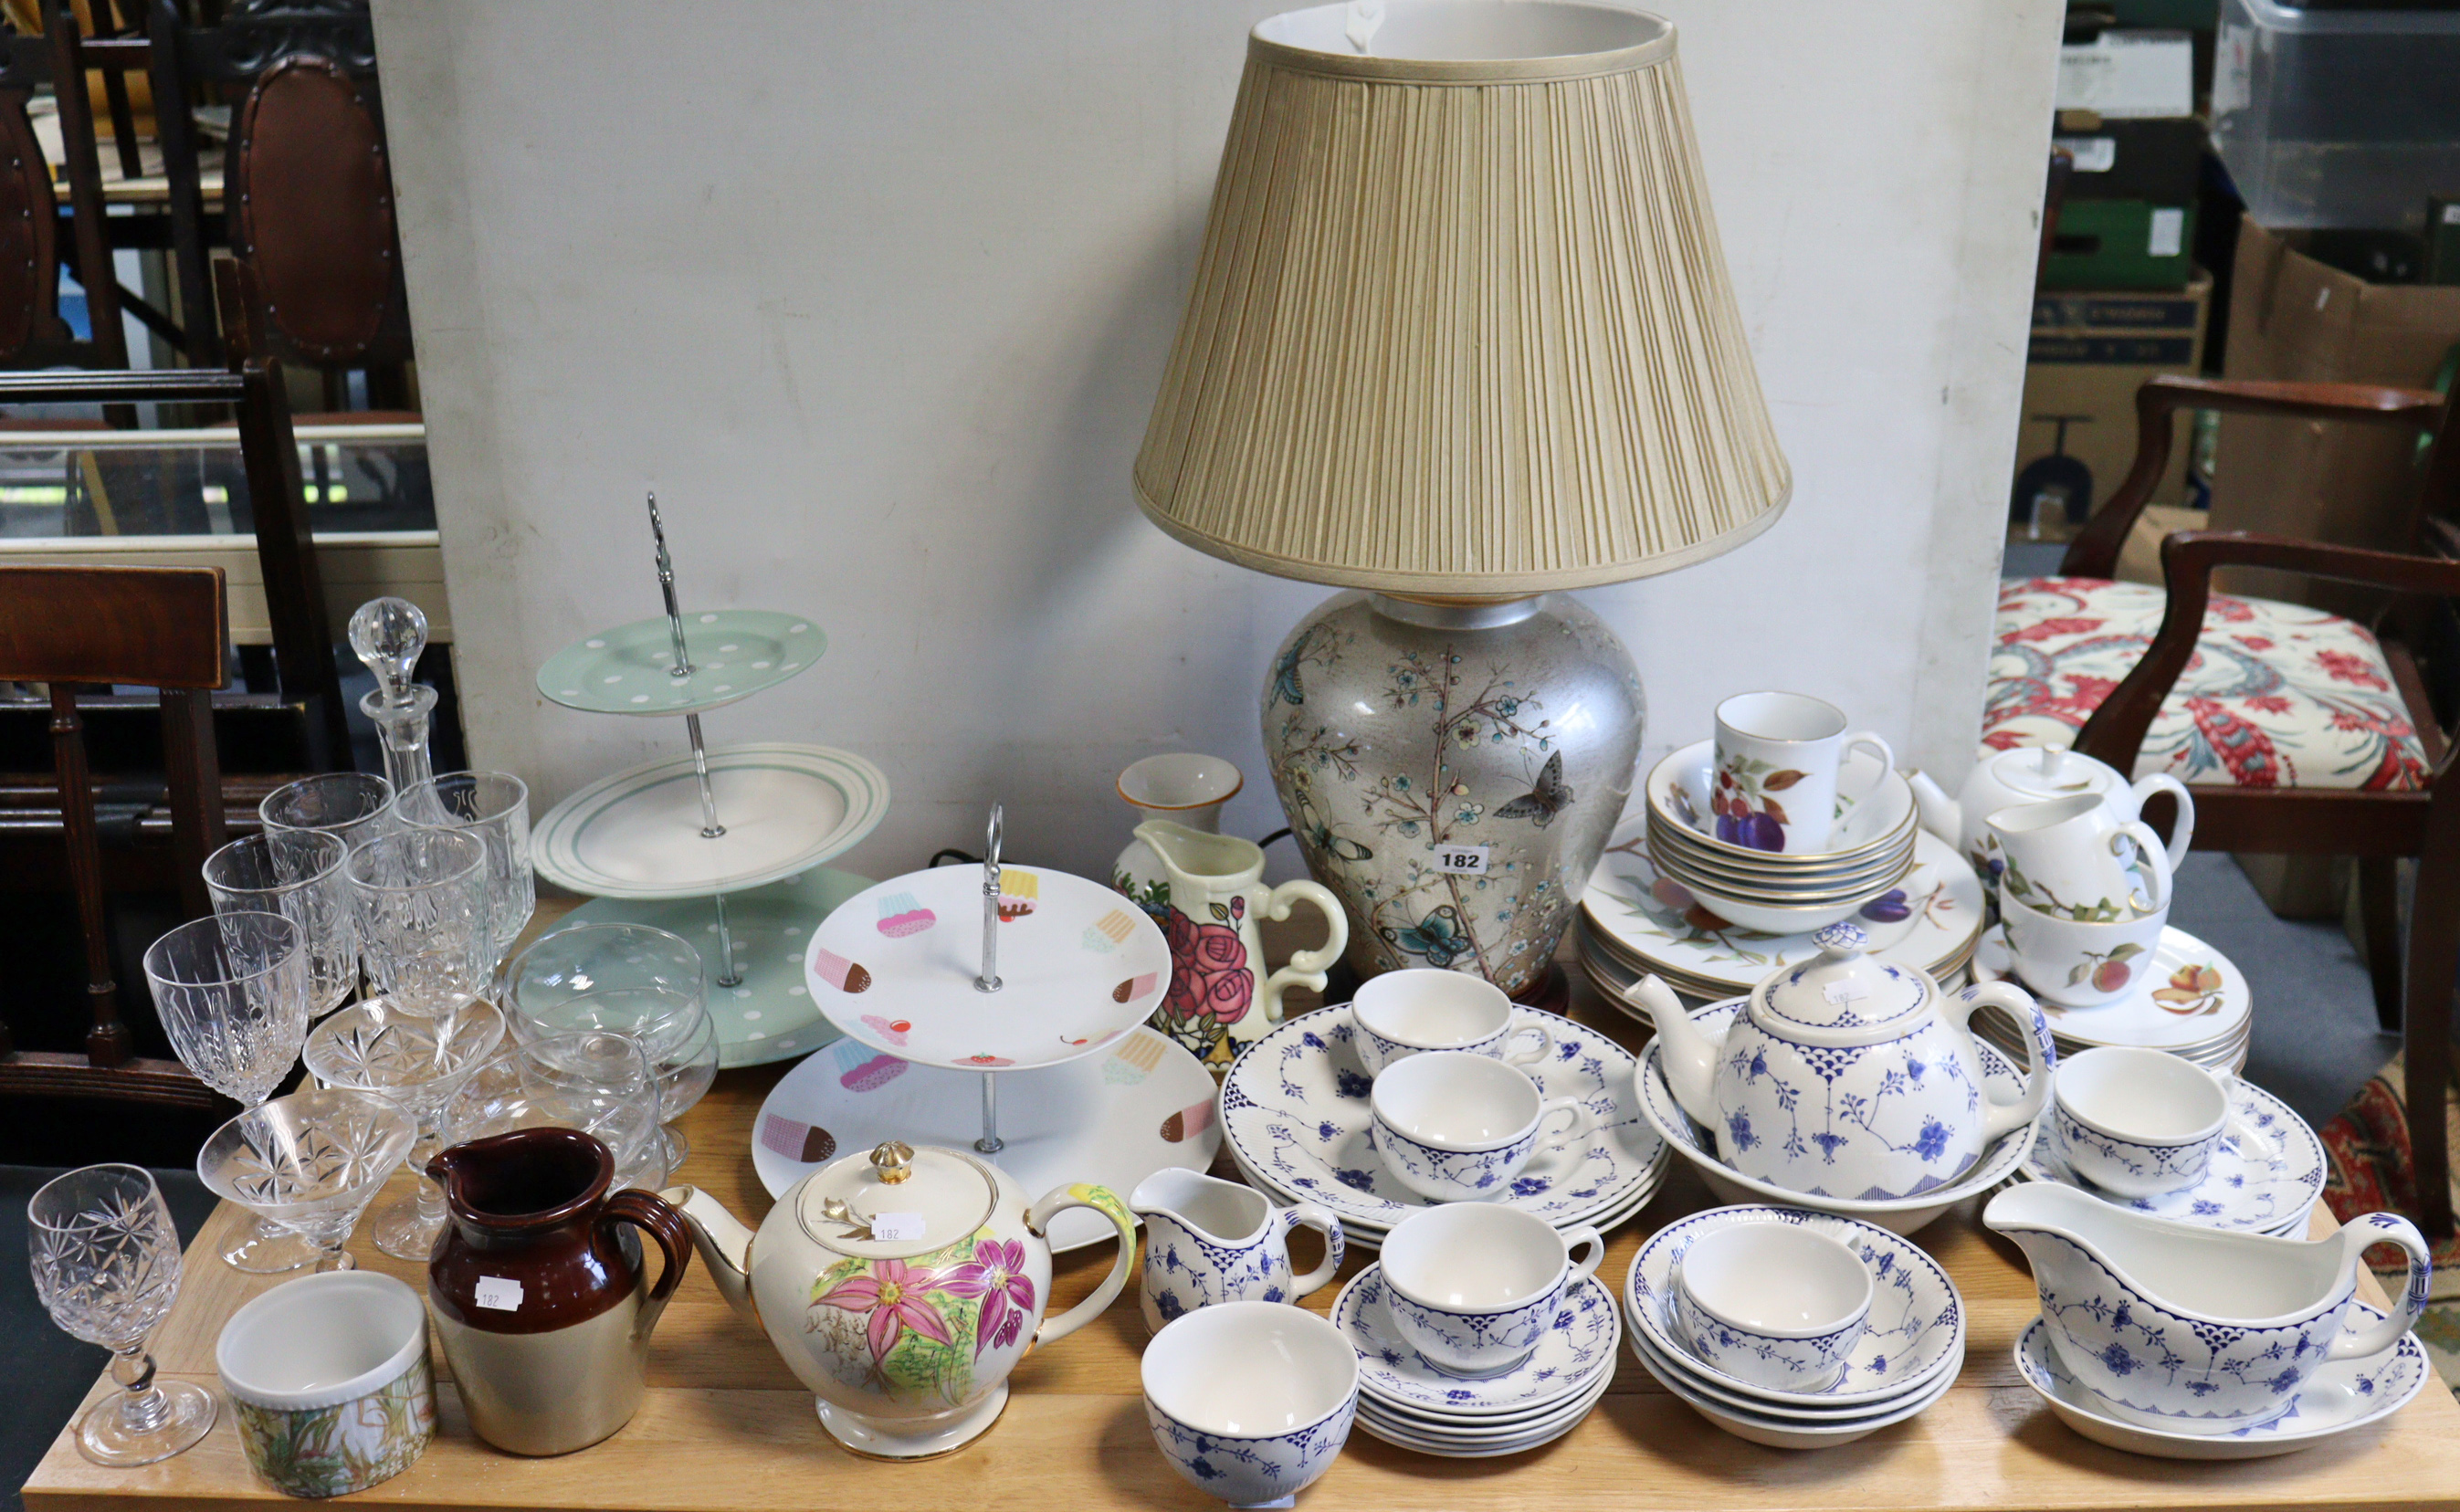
2208,219,2460,615
2013,272,2213,541
2057,30,2195,119
2043,199,2199,290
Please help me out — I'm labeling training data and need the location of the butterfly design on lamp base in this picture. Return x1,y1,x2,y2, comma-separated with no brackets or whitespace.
1261,590,1645,997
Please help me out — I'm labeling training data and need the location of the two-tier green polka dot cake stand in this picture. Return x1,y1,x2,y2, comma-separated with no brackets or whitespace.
528,499,890,1066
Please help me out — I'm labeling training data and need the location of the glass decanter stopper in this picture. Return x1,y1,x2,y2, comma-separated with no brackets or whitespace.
350,597,436,813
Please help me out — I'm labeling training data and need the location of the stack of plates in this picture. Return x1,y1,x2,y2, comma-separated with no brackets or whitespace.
1622,1206,1967,1449
1220,1004,1671,1251
1968,924,2252,1074
1580,817,1984,1013
1337,1264,1620,1457
2011,1076,2325,1239
1643,740,1919,935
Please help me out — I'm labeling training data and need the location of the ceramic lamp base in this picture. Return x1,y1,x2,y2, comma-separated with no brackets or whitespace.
1262,591,1642,999
818,1383,1007,1461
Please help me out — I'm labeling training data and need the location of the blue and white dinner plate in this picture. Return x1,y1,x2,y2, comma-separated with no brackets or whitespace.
1220,1004,1669,1236
1334,1264,1619,1417
1624,1204,1966,1410
2014,1310,2426,1460
2013,1076,2324,1238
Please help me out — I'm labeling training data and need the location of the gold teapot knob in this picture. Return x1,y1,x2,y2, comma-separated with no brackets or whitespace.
871,1140,915,1185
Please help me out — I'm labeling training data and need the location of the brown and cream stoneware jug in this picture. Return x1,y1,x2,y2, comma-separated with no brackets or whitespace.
426,1127,691,1455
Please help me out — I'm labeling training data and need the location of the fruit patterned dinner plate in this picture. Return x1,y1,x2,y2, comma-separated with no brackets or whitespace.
2014,1312,2425,1460
531,742,889,900
536,610,824,716
1582,819,1982,993
1971,923,2252,1055
806,864,1172,1072
749,1024,1218,1253
1219,1004,1667,1234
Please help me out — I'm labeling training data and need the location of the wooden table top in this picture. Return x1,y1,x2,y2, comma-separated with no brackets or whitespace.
25,911,2460,1511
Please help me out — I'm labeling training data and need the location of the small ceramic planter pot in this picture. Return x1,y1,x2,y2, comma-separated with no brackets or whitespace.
2051,1046,2266,1200
1671,1221,1873,1392
1368,1051,1593,1203
1998,890,2170,1008
217,1271,436,1498
1143,1301,1358,1509
1351,970,1551,1076
1380,1204,1604,1378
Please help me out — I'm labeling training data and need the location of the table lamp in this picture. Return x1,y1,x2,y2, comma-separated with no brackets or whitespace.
1134,2,1789,998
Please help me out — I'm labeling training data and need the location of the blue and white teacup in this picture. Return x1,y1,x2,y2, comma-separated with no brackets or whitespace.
1351,970,1552,1076
2051,1045,2269,1200
1672,1221,1872,1393
1368,1051,1595,1204
1380,1203,1604,1378
216,1271,436,1498
1143,1300,1358,1507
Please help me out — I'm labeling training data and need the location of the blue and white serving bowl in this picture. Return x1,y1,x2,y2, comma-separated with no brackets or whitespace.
1143,1301,1358,1507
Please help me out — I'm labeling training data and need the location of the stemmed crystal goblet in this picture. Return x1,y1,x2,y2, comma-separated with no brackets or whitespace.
400,772,534,972
505,924,718,1169
27,1164,217,1465
195,1087,415,1273
304,995,507,1261
203,829,357,1017
144,910,316,1273
442,1031,668,1192
260,772,397,858
347,828,492,1019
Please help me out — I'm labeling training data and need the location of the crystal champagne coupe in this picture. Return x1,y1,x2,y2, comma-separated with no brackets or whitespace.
504,923,717,1168
196,1087,415,1273
303,995,507,1260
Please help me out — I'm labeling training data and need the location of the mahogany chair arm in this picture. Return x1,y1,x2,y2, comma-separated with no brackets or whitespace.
2058,375,2445,580
2072,530,2460,776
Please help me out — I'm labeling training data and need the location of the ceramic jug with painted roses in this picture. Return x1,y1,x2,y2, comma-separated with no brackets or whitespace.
1120,821,1350,1068
664,1139,1135,1461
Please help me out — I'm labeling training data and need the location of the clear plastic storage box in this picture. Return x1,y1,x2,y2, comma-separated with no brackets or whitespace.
2213,0,2460,230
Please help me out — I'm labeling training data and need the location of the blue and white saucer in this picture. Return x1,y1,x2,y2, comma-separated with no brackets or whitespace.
1221,1004,1668,1238
2015,1310,2427,1460
2013,1076,2324,1238
1334,1263,1619,1418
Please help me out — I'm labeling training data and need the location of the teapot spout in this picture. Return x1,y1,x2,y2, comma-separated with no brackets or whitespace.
661,1184,758,1321
1907,769,1960,845
1624,974,1722,1130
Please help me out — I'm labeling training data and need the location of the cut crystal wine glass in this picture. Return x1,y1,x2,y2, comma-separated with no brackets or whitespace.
348,828,492,1017
260,772,397,857
400,772,533,967
505,923,715,1167
303,995,506,1261
27,1164,216,1465
144,910,317,1272
442,1031,668,1192
196,1087,415,1273
203,828,357,1017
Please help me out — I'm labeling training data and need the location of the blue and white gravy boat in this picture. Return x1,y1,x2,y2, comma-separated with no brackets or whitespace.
1985,1182,2431,1433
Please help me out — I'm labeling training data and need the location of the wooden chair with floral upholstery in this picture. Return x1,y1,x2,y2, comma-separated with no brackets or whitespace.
1985,373,2460,1234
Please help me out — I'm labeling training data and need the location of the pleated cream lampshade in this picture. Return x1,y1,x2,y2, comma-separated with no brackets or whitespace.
1135,2,1790,597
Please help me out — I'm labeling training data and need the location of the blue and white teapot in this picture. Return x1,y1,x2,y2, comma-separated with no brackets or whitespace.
1631,922,2053,1200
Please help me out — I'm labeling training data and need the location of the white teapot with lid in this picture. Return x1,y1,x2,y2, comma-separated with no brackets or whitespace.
1908,746,2193,881
665,1139,1135,1460
1626,922,2055,1201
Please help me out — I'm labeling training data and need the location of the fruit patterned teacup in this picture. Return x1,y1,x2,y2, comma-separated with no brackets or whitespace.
1711,692,1895,855
1999,889,2170,1009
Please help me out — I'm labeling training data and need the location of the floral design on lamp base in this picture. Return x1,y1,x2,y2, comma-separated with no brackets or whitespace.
1263,590,1643,997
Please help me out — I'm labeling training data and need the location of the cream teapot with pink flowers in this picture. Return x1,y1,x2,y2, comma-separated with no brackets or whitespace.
665,1139,1135,1460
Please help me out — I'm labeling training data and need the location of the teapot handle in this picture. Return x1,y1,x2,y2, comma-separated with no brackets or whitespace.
2127,774,2196,869
1948,982,2055,1144
1026,1182,1139,1347
600,1189,695,1344
1250,880,1351,1024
